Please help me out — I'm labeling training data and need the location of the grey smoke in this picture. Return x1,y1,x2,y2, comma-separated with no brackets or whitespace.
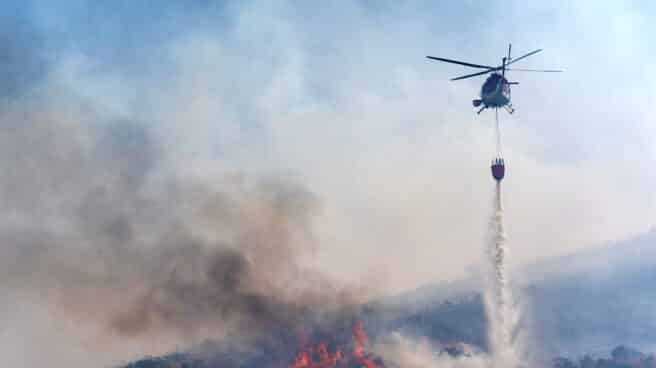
0,91,364,344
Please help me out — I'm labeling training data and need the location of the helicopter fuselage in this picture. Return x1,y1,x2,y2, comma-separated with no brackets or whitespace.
479,73,510,108
426,45,560,115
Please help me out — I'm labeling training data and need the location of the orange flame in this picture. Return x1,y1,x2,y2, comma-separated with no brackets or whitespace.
287,321,382,368
353,321,380,368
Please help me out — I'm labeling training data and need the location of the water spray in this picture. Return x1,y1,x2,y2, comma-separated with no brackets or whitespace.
485,108,518,367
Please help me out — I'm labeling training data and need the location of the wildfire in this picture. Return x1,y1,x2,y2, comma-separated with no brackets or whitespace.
287,321,383,368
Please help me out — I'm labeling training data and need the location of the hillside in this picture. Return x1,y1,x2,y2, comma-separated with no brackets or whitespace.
121,230,656,366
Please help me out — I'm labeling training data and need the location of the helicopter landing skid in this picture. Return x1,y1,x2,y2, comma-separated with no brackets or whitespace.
504,105,515,114
476,106,486,114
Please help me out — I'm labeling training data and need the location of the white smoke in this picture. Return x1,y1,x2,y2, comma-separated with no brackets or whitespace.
374,333,490,368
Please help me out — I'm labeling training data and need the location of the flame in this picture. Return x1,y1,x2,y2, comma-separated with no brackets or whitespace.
287,321,382,368
353,321,380,368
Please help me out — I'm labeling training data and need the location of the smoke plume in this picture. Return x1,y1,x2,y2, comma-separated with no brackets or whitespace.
0,88,368,350
374,333,489,368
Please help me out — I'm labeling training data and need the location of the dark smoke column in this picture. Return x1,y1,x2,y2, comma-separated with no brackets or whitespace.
491,158,505,181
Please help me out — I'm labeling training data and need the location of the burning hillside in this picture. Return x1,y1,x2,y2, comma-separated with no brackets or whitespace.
123,320,387,368
288,321,384,368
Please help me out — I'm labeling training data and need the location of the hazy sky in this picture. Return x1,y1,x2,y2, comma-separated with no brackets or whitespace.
1,2,656,365
4,0,655,291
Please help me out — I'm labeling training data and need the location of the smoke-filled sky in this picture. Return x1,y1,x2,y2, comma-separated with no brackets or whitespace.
1,1,656,366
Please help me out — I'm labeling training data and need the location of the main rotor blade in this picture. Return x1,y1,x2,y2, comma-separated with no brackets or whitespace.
506,68,563,72
451,68,498,81
506,49,542,66
426,56,495,69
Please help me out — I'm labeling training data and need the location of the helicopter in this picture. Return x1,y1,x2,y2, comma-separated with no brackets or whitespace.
426,44,562,114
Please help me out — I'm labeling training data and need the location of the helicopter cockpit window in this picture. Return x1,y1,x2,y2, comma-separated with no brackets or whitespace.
482,75,499,94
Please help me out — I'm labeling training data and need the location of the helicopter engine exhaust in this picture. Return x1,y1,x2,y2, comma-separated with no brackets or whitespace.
472,99,482,107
